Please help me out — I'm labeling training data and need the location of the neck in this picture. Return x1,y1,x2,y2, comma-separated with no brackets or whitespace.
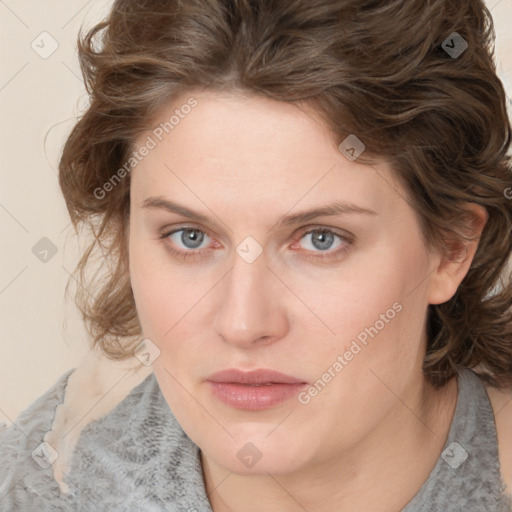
201,372,458,512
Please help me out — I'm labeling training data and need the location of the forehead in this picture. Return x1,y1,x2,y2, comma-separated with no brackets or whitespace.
145,90,340,164
130,90,407,221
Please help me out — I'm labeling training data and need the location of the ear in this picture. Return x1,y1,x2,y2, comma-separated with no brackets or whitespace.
427,203,488,305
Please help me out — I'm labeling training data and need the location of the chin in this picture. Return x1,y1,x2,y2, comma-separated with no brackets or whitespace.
200,430,314,476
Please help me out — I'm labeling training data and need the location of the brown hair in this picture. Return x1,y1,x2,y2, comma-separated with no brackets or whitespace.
59,0,512,388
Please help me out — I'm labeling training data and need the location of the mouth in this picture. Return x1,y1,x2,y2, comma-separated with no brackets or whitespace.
206,368,308,410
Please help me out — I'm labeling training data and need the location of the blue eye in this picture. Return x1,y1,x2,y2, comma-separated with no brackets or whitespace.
292,228,351,261
170,228,208,250
300,229,342,252
159,227,212,261
158,226,352,262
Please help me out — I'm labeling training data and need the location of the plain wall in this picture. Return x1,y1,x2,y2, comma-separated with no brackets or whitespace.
1,0,511,427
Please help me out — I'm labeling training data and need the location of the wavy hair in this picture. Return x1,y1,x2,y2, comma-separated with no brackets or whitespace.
58,0,512,388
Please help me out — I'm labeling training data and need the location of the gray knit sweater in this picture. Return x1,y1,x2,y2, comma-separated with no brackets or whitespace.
1,367,511,511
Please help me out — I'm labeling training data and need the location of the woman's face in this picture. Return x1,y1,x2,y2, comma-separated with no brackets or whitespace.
128,90,444,475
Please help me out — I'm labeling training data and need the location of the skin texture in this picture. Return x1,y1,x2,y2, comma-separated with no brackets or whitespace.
127,90,492,511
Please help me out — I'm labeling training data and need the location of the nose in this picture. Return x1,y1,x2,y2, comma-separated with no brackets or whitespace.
212,248,289,349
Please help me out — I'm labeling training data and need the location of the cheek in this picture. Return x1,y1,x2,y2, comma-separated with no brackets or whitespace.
128,237,214,376
129,234,178,337
302,239,431,382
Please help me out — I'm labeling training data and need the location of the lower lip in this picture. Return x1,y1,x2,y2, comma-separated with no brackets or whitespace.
207,381,308,410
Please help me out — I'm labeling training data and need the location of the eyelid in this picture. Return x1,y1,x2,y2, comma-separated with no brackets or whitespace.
158,223,215,240
294,224,353,242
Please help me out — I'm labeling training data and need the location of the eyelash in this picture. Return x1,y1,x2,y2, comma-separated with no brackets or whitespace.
158,225,353,262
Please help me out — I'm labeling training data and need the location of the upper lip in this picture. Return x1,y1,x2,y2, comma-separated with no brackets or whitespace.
207,369,307,385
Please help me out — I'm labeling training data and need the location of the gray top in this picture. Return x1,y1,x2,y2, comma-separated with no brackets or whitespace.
0,367,511,511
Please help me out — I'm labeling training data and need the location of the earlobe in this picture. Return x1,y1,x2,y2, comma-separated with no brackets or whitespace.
427,203,488,305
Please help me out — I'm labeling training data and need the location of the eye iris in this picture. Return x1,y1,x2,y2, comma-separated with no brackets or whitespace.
311,230,334,251
181,228,204,249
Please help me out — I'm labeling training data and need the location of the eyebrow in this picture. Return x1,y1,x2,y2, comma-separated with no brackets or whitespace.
140,196,378,227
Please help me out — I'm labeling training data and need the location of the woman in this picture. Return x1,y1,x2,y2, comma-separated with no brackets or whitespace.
1,0,512,510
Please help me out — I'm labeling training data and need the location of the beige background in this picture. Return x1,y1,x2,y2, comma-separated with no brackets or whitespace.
0,0,511,426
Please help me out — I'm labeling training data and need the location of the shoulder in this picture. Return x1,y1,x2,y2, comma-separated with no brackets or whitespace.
44,349,153,493
0,367,75,509
0,366,74,448
485,381,512,499
53,355,205,510
0,350,153,500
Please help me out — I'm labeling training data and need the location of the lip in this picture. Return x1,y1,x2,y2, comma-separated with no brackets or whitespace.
207,368,306,385
206,369,308,410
